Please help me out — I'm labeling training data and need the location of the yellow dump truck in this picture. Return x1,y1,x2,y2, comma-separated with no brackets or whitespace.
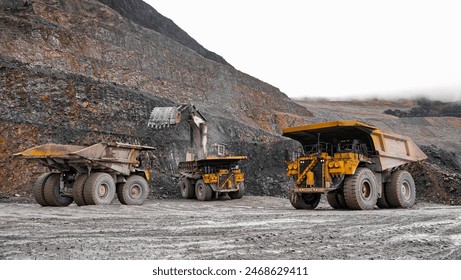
283,120,427,210
148,104,247,201
14,143,155,206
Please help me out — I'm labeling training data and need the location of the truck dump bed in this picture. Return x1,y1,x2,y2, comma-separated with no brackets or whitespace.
14,142,155,176
283,120,427,171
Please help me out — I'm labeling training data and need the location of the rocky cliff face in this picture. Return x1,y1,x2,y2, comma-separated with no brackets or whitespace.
0,0,311,198
0,0,311,131
96,0,231,67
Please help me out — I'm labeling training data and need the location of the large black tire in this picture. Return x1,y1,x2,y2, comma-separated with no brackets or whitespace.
116,183,127,205
72,174,88,206
195,179,212,201
326,191,348,209
337,192,348,209
180,177,196,199
376,182,391,209
116,175,149,205
43,173,74,207
228,182,245,199
289,192,321,210
33,172,52,206
343,167,378,210
386,170,416,208
83,172,116,205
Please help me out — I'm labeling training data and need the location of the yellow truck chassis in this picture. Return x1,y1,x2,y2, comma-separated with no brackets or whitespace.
178,156,247,201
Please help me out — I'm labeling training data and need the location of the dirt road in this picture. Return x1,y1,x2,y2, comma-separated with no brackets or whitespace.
0,196,460,260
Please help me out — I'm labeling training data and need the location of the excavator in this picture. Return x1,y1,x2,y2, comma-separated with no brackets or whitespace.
148,104,247,201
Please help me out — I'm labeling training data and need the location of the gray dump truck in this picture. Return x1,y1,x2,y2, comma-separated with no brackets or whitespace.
14,142,155,206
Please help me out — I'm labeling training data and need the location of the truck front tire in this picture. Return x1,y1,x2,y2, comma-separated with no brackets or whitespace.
289,192,321,209
180,178,196,199
195,180,212,201
344,167,378,210
229,182,245,199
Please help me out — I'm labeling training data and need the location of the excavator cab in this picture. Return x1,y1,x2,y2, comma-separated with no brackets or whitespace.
209,143,228,157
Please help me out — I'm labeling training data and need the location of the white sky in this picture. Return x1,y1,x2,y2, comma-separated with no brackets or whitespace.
145,0,461,101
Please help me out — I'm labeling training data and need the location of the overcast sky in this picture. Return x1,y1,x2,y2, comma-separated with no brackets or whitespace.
145,0,461,101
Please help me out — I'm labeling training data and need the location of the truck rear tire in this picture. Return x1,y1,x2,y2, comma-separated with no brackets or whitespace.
83,172,116,205
117,175,149,205
72,174,88,206
386,170,416,208
180,178,196,199
326,191,348,209
289,193,321,209
343,167,378,210
195,179,212,201
43,173,74,207
229,182,245,199
33,172,52,206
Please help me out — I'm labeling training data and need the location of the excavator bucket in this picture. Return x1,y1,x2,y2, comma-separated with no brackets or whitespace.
148,104,209,160
148,107,180,129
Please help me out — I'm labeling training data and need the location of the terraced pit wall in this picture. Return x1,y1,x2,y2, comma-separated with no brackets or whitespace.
0,0,315,198
0,55,300,199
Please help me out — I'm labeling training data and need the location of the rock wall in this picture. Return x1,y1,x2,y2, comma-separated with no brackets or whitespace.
0,55,297,198
0,0,311,133
0,0,316,198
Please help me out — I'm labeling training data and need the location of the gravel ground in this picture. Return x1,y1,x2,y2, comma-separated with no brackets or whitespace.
1,196,460,260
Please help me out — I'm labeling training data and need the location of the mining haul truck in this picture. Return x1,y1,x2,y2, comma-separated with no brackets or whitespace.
148,104,247,201
14,143,155,206
283,120,427,210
